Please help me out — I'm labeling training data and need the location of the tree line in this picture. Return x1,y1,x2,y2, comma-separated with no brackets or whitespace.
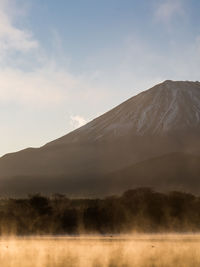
0,188,200,235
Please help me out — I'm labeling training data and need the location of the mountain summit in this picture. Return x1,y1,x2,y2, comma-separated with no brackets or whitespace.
1,80,200,196
47,80,200,146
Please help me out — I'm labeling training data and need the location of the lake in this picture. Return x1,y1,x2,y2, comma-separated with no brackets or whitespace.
1,234,200,266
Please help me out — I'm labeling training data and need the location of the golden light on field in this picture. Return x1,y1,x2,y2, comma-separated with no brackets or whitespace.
1,235,200,267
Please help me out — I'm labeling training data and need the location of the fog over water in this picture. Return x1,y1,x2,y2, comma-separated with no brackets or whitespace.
1,234,200,267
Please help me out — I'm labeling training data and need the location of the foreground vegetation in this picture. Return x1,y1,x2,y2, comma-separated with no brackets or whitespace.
1,188,200,235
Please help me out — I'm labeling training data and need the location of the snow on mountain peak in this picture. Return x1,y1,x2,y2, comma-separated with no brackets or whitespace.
83,80,200,138
49,81,200,145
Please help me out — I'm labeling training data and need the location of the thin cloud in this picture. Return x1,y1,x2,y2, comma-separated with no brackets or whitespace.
70,115,87,129
154,0,185,24
0,0,38,55
0,66,77,106
0,1,112,109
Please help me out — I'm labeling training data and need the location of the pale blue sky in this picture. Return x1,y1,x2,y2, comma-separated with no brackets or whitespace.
0,0,200,156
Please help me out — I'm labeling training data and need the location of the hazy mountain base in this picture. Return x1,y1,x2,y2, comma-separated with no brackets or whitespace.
1,188,200,235
1,151,200,197
1,235,200,267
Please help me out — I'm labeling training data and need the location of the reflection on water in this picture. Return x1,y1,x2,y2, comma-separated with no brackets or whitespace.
1,234,200,267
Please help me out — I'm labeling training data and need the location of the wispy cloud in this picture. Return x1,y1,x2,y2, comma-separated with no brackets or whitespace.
0,0,38,55
0,1,109,109
70,115,87,129
154,0,185,24
0,66,76,106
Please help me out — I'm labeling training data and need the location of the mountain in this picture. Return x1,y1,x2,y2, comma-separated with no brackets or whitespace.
1,80,200,196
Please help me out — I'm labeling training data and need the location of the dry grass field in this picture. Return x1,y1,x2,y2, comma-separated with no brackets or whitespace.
0,234,200,267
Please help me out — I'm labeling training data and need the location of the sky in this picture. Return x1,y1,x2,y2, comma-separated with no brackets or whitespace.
0,0,200,156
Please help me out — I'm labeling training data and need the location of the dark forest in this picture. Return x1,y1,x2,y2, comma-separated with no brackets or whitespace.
1,188,200,235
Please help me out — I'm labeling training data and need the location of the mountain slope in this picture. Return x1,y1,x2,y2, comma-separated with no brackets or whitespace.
0,80,200,196
103,152,200,195
1,152,200,196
